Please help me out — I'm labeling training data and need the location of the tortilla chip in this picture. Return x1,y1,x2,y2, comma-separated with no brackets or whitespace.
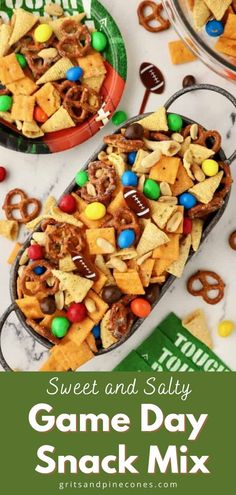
137,222,169,256
171,163,194,196
166,234,191,278
182,309,212,348
107,190,126,214
138,107,168,132
11,94,35,122
168,39,197,64
83,74,106,92
215,37,236,57
7,242,22,264
48,14,86,39
139,258,155,287
35,82,61,117
86,228,116,255
152,258,172,276
79,49,107,78
191,219,204,251
223,14,236,40
0,110,14,123
150,201,177,229
0,219,19,240
144,138,181,156
0,24,12,57
149,156,181,184
6,76,37,96
204,0,232,20
114,269,145,295
0,53,24,85
86,333,98,353
193,0,211,29
59,255,76,272
152,233,180,260
101,310,118,349
22,120,44,139
189,171,223,204
85,290,108,324
9,9,37,46
188,144,215,164
16,296,45,319
52,270,93,303
41,106,75,133
37,58,73,85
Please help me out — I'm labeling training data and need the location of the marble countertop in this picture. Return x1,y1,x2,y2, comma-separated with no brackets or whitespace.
0,0,236,372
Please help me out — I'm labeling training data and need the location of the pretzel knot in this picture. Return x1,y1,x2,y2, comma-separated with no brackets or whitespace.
63,85,101,123
20,260,59,297
182,125,221,153
79,161,117,204
104,208,141,238
57,20,91,58
187,270,225,305
104,134,144,152
2,188,41,224
229,231,236,251
109,296,135,338
45,223,84,261
137,1,170,33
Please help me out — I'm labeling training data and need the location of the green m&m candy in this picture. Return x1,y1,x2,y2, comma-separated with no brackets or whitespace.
143,178,160,200
51,317,70,338
167,113,183,132
91,31,108,52
112,110,128,126
0,95,12,112
75,170,88,187
16,53,27,68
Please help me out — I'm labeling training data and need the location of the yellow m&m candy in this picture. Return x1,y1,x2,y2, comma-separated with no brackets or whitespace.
34,24,53,43
202,159,219,177
85,202,106,220
218,320,235,337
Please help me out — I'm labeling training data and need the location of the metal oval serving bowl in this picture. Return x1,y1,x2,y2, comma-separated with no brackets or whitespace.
0,84,236,371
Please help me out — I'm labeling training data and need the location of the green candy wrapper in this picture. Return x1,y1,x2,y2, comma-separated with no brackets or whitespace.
158,313,230,372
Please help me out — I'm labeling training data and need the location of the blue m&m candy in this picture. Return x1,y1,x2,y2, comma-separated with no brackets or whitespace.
179,192,197,210
205,20,224,37
128,151,137,165
118,229,136,249
92,324,100,339
33,266,46,275
66,66,83,82
121,170,138,187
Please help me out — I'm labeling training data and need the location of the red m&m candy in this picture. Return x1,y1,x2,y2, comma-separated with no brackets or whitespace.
34,106,48,123
67,302,87,323
0,166,7,182
59,194,77,214
130,298,151,318
28,244,44,260
183,217,192,235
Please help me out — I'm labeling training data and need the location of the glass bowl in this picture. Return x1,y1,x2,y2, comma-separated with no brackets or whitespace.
162,0,236,81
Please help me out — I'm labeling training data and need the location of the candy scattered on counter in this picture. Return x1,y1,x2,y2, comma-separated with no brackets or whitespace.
182,75,196,87
112,110,128,126
218,320,235,337
0,166,7,182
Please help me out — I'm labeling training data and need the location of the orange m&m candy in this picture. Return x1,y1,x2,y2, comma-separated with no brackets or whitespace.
34,106,48,123
130,298,151,318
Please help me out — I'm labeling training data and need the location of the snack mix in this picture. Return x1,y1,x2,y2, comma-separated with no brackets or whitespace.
189,0,236,61
0,6,107,138
13,106,232,371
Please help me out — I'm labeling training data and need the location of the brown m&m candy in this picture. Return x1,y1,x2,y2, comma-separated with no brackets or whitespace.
72,253,98,280
145,284,161,305
40,296,56,315
123,187,150,219
125,123,144,140
182,75,196,88
102,285,122,304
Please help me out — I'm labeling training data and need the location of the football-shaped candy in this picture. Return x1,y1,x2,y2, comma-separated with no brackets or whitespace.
139,62,165,94
72,254,98,281
123,187,150,219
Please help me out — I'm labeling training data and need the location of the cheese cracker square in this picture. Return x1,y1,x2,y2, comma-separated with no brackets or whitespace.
223,14,236,40
168,40,197,64
149,156,181,184
0,53,24,85
85,290,108,324
152,233,180,260
86,228,116,255
171,163,194,196
35,82,61,117
11,94,35,122
114,270,145,295
6,76,37,96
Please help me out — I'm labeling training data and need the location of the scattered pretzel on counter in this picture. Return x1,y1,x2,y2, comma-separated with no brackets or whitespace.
137,1,170,33
187,270,225,305
2,188,41,224
229,231,236,251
